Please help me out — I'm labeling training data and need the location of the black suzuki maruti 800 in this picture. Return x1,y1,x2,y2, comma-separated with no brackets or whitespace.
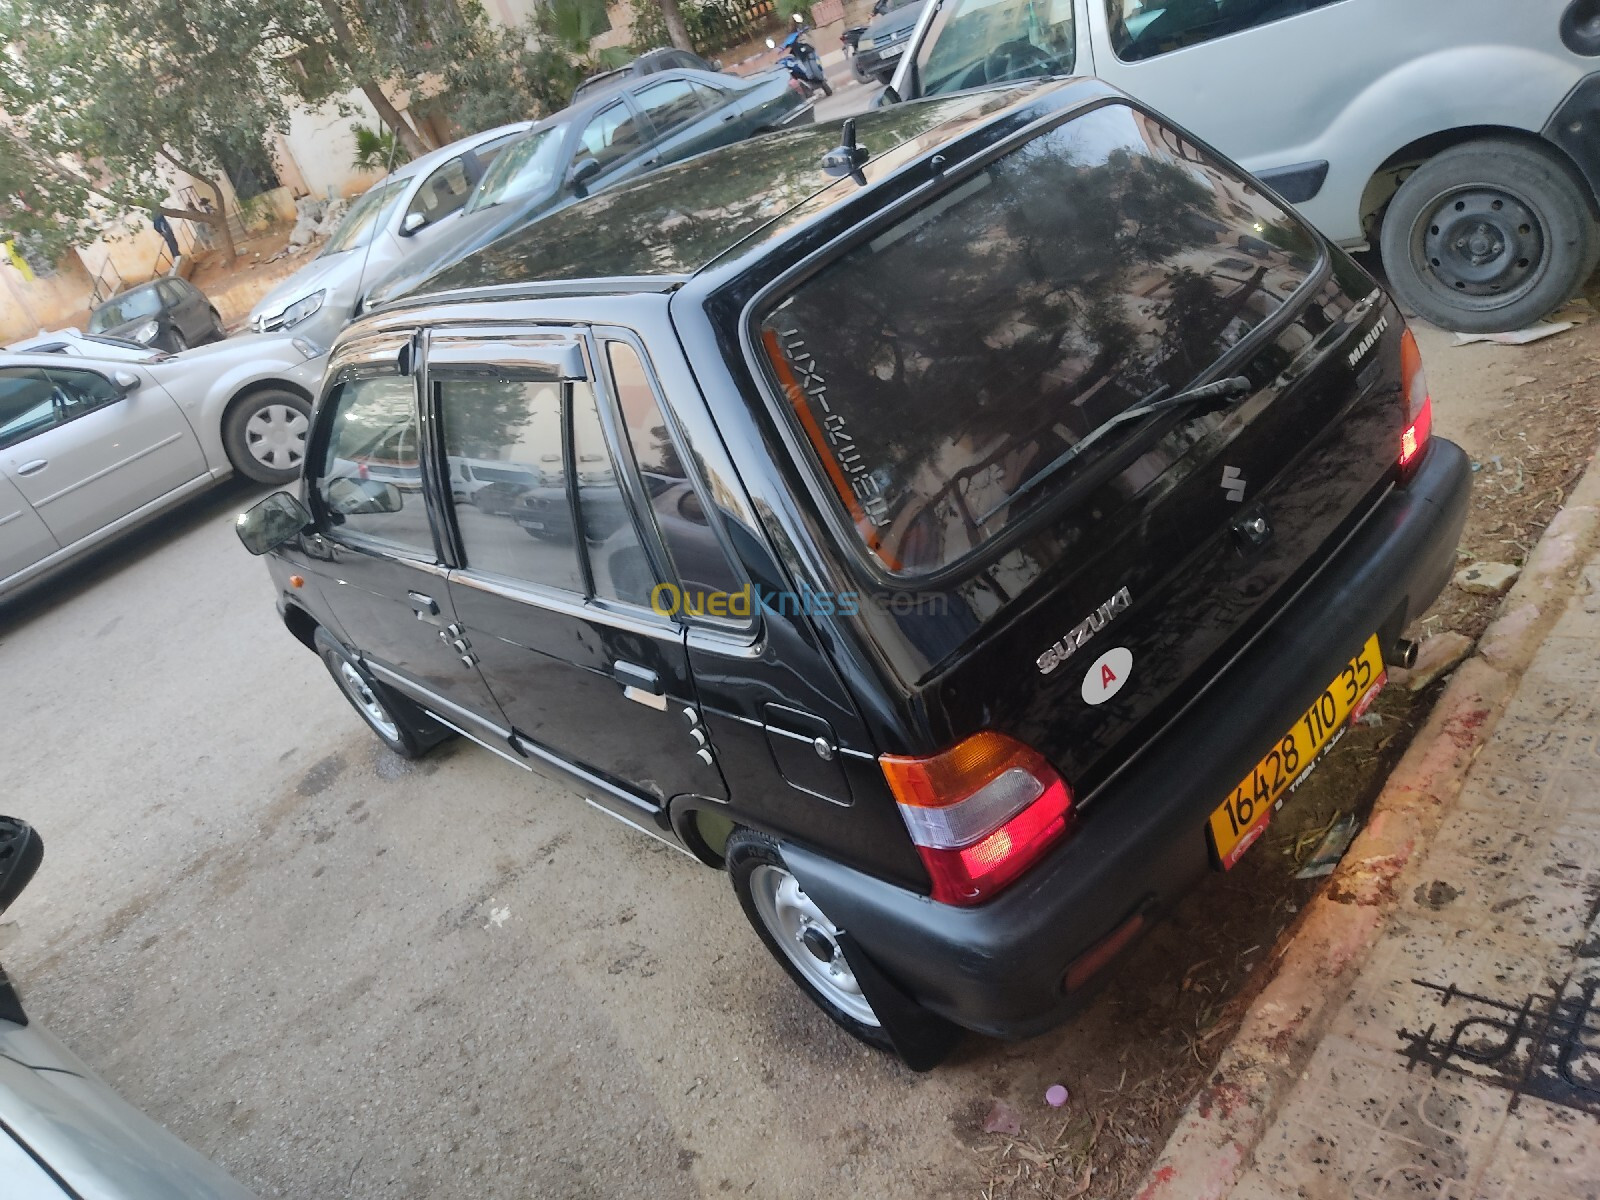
239,79,1470,1068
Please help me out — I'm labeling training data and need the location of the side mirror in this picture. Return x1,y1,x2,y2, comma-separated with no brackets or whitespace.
0,817,42,919
569,157,602,195
712,58,724,70
236,491,312,555
325,475,403,516
400,210,427,235
113,369,141,393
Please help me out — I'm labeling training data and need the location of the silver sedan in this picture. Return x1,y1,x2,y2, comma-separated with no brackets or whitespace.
0,334,326,599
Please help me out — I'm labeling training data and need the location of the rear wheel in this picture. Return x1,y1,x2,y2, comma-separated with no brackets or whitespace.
315,628,452,759
222,388,311,485
207,306,226,342
1380,138,1599,333
726,829,894,1053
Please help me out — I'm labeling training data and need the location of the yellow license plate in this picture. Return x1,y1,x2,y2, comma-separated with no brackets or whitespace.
1209,634,1386,869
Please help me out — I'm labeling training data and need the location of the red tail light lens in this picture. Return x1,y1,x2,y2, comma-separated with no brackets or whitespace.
881,732,1073,906
1399,328,1432,473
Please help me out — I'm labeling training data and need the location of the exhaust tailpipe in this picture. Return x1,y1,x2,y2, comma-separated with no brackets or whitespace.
1388,638,1419,670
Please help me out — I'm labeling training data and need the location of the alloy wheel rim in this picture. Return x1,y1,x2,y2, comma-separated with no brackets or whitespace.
1417,185,1546,308
338,660,399,741
245,403,309,472
748,863,879,1026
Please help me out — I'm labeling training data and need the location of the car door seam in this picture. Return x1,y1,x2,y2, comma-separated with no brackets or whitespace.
25,430,190,508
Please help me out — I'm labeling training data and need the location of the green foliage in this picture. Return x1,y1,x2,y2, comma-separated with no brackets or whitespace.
774,0,813,28
349,124,409,172
629,0,756,55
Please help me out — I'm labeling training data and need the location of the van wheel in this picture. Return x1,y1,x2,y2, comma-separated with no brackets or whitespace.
1380,138,1599,333
314,628,451,759
223,388,311,485
726,829,895,1053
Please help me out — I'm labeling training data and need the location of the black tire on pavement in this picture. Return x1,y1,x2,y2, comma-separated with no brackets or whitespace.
851,56,872,84
221,388,312,485
314,627,453,760
1379,138,1600,333
208,306,226,342
168,328,188,352
725,828,897,1055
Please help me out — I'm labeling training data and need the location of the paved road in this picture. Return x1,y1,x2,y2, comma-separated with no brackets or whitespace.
1,479,998,1199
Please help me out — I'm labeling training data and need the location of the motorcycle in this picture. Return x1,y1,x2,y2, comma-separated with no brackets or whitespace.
767,20,832,98
842,24,871,84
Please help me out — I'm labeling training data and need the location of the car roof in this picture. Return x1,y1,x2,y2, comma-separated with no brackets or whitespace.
389,82,1092,305
389,121,535,183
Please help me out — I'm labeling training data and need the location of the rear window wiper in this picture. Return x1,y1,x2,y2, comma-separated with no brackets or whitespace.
973,375,1252,525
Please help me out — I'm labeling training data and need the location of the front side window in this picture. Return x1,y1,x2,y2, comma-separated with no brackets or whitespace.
915,0,1075,97
1106,0,1347,63
0,366,122,450
755,102,1319,576
316,375,433,554
577,101,651,171
466,127,568,213
409,157,473,225
606,341,746,619
438,377,584,592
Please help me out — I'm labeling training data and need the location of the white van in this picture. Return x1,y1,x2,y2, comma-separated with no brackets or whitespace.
889,0,1600,331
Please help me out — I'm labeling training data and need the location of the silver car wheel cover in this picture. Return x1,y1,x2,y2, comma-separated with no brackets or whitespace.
244,403,309,471
337,660,399,742
748,863,879,1027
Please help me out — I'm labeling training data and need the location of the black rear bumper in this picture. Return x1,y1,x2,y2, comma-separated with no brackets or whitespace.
784,438,1472,1039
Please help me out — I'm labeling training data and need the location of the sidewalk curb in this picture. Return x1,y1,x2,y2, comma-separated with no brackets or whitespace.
1133,448,1600,1200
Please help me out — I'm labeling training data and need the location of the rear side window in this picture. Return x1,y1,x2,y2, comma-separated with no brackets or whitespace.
578,102,651,171
1106,0,1348,62
756,102,1319,576
606,341,748,622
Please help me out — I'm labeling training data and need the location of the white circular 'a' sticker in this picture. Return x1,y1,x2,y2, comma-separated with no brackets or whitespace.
1081,647,1134,706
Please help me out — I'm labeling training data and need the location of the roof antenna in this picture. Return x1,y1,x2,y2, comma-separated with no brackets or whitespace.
822,119,869,185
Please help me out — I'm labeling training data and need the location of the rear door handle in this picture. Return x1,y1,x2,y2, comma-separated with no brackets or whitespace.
613,660,660,693
16,460,47,476
407,590,440,618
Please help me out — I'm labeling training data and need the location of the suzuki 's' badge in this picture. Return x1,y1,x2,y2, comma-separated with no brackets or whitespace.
1221,465,1247,502
1037,587,1132,675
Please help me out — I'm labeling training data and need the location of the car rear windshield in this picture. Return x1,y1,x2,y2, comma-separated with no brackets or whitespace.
755,101,1320,577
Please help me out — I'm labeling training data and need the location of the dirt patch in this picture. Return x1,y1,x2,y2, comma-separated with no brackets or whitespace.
963,310,1600,1198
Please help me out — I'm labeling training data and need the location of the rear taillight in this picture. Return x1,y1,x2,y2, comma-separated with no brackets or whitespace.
881,732,1073,906
1399,328,1433,474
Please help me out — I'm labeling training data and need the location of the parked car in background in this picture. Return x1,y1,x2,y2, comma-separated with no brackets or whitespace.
855,0,928,84
88,277,223,352
889,0,1600,332
247,122,532,349
570,46,724,103
239,81,1468,1067
363,68,814,308
5,328,153,359
0,332,326,599
0,817,257,1199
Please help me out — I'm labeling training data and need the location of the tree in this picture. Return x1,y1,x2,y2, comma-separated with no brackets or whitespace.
0,0,289,262
654,0,694,52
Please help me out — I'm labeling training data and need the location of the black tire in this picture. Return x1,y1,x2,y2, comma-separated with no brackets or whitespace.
314,628,452,759
207,306,226,342
818,78,833,97
168,328,188,352
851,57,872,84
221,387,312,485
725,829,896,1054
1379,138,1600,333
